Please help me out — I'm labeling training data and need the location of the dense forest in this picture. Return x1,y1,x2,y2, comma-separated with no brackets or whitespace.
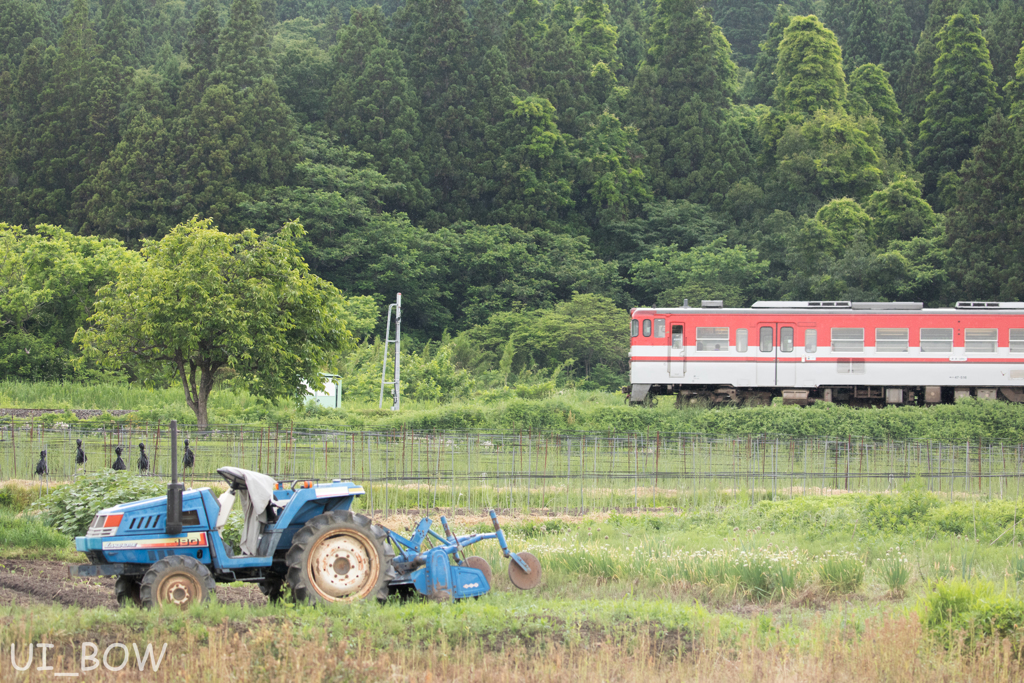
2,0,1024,394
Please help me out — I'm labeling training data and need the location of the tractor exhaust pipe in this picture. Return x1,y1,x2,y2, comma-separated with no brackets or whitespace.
166,419,184,535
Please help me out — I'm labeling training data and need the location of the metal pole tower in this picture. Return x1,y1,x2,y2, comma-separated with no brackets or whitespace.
378,293,402,411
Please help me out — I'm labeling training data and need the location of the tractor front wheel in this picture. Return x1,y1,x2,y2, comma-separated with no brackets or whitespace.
285,511,395,604
139,556,216,609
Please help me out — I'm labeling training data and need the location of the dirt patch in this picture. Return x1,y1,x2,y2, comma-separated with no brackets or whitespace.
0,408,135,419
0,558,267,608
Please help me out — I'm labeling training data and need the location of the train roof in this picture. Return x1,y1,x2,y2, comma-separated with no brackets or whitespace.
632,301,1024,314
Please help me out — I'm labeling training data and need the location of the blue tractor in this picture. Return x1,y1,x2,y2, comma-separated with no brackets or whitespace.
69,423,541,608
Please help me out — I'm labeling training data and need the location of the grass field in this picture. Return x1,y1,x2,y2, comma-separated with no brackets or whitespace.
0,481,1023,680
8,378,1024,443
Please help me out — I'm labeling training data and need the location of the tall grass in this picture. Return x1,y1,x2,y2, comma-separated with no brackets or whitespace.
7,379,1024,444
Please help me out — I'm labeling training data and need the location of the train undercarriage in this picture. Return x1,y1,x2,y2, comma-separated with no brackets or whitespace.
624,384,1024,407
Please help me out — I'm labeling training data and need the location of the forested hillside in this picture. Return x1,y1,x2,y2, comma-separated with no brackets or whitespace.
2,0,1024,394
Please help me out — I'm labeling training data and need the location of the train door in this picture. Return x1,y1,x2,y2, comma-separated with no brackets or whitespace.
668,322,685,377
755,323,798,386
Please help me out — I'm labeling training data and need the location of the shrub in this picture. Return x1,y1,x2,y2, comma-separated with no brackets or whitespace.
862,489,938,533
816,550,865,593
919,579,1024,647
33,471,168,536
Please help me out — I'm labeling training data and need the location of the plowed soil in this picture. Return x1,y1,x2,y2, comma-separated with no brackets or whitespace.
0,558,267,609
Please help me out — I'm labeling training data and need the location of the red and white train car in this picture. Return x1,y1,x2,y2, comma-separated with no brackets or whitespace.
628,300,1024,406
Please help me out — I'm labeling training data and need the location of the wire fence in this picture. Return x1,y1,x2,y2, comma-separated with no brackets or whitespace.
3,420,1024,513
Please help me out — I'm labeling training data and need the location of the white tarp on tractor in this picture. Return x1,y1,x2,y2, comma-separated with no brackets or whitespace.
217,466,279,555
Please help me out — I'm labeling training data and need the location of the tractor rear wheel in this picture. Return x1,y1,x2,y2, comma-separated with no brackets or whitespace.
285,511,395,604
139,556,216,609
114,575,142,607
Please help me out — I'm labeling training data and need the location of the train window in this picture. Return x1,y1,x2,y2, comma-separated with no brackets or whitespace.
759,327,773,352
642,319,651,337
805,329,817,353
1011,329,1024,352
736,329,748,353
654,319,666,338
672,325,683,349
876,328,909,352
631,319,639,337
920,328,953,352
831,328,864,352
780,327,794,352
965,328,997,353
696,327,729,351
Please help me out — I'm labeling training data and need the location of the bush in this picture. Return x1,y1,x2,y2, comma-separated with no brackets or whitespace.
862,489,938,533
33,471,168,536
920,579,1024,647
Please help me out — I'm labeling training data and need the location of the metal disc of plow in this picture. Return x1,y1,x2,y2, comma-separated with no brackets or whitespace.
508,552,542,590
459,556,493,587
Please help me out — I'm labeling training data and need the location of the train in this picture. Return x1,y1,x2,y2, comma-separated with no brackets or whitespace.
627,300,1024,407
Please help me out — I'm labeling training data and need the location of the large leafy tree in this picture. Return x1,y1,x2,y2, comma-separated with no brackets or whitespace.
0,224,131,380
77,218,358,428
630,237,769,308
915,12,1000,206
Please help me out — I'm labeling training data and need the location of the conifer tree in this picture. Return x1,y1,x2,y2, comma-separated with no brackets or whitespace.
896,0,960,127
488,95,576,230
879,0,914,82
773,15,847,117
186,0,221,76
985,1,1024,103
572,0,620,72
848,62,908,156
748,4,792,105
841,0,884,71
395,0,485,223
915,13,1000,205
504,0,547,92
944,112,1024,299
215,0,271,91
329,6,429,212
628,0,748,205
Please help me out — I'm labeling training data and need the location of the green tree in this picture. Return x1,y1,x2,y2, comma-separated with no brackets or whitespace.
915,13,1001,205
76,218,359,429
848,62,908,156
0,224,131,380
747,3,792,105
863,175,937,244
944,112,1024,300
628,0,749,204
767,107,884,212
630,237,769,307
984,0,1024,103
488,95,576,230
329,7,429,213
840,0,884,70
215,0,272,91
572,0,620,71
773,15,847,117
